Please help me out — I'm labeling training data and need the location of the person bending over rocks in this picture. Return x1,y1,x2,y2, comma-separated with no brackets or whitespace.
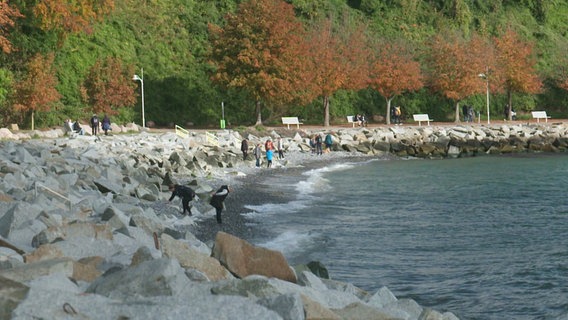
210,185,231,224
168,184,196,216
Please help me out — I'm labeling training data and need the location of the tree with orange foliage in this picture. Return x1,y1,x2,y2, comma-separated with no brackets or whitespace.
493,28,543,121
426,32,490,122
368,40,423,124
33,0,114,38
13,53,61,130
208,0,306,126
302,17,370,127
0,0,23,54
81,57,137,116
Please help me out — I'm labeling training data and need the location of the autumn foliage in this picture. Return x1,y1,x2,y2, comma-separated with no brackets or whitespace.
81,57,137,115
13,53,61,130
493,28,542,120
0,0,23,54
302,18,371,127
426,33,490,122
209,0,306,125
368,40,423,124
33,0,114,36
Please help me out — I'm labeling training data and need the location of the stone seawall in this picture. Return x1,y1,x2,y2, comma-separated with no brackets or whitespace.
3,121,567,160
330,122,568,158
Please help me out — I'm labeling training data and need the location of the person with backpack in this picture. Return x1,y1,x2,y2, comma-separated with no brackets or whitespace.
90,114,100,136
393,106,402,125
168,184,196,216
209,185,231,224
324,133,333,153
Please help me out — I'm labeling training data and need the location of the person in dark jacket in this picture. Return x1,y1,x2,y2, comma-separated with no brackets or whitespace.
168,184,196,216
209,185,231,224
240,139,248,161
102,114,111,135
90,114,100,136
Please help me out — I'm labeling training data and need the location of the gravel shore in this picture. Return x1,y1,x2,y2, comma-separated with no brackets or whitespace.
190,150,381,246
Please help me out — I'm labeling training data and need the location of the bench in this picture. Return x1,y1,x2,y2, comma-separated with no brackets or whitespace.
282,117,303,129
63,121,77,137
347,116,358,127
531,111,551,123
412,114,433,126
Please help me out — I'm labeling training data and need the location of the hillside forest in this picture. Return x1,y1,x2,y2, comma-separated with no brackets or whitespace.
1,0,568,129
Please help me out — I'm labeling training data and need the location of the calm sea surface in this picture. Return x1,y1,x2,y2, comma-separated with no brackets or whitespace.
240,154,568,320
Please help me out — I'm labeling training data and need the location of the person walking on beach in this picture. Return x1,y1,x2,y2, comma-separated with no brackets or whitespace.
168,184,196,216
241,138,249,161
90,114,100,136
277,137,284,159
210,185,231,224
266,147,273,168
315,134,323,155
253,143,262,167
101,114,111,135
324,133,333,153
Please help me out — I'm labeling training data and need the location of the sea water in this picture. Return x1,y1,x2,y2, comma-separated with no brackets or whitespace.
240,154,568,320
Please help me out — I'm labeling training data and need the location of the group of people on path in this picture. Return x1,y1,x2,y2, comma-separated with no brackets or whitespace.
309,133,333,155
90,114,112,136
64,114,112,137
354,114,367,127
391,106,402,125
242,137,286,168
462,105,475,122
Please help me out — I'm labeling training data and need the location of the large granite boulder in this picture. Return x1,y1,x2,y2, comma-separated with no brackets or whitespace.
211,231,297,283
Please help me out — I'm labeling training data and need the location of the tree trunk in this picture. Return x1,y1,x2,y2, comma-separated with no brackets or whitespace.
454,101,461,123
323,95,330,127
386,97,392,125
31,111,35,131
507,90,513,121
255,100,262,126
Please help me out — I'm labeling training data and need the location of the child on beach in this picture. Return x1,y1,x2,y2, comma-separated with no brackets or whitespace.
266,148,273,168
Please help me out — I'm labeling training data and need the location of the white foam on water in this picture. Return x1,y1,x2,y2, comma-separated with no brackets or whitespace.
256,229,318,257
296,162,360,196
242,200,307,218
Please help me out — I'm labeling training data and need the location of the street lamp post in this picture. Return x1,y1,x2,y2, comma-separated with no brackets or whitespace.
132,69,145,128
478,72,490,124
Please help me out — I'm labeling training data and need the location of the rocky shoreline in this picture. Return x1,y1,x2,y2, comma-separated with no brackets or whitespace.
1,121,567,319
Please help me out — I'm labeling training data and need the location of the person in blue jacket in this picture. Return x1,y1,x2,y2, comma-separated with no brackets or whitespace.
168,184,196,216
266,148,273,168
210,185,231,224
